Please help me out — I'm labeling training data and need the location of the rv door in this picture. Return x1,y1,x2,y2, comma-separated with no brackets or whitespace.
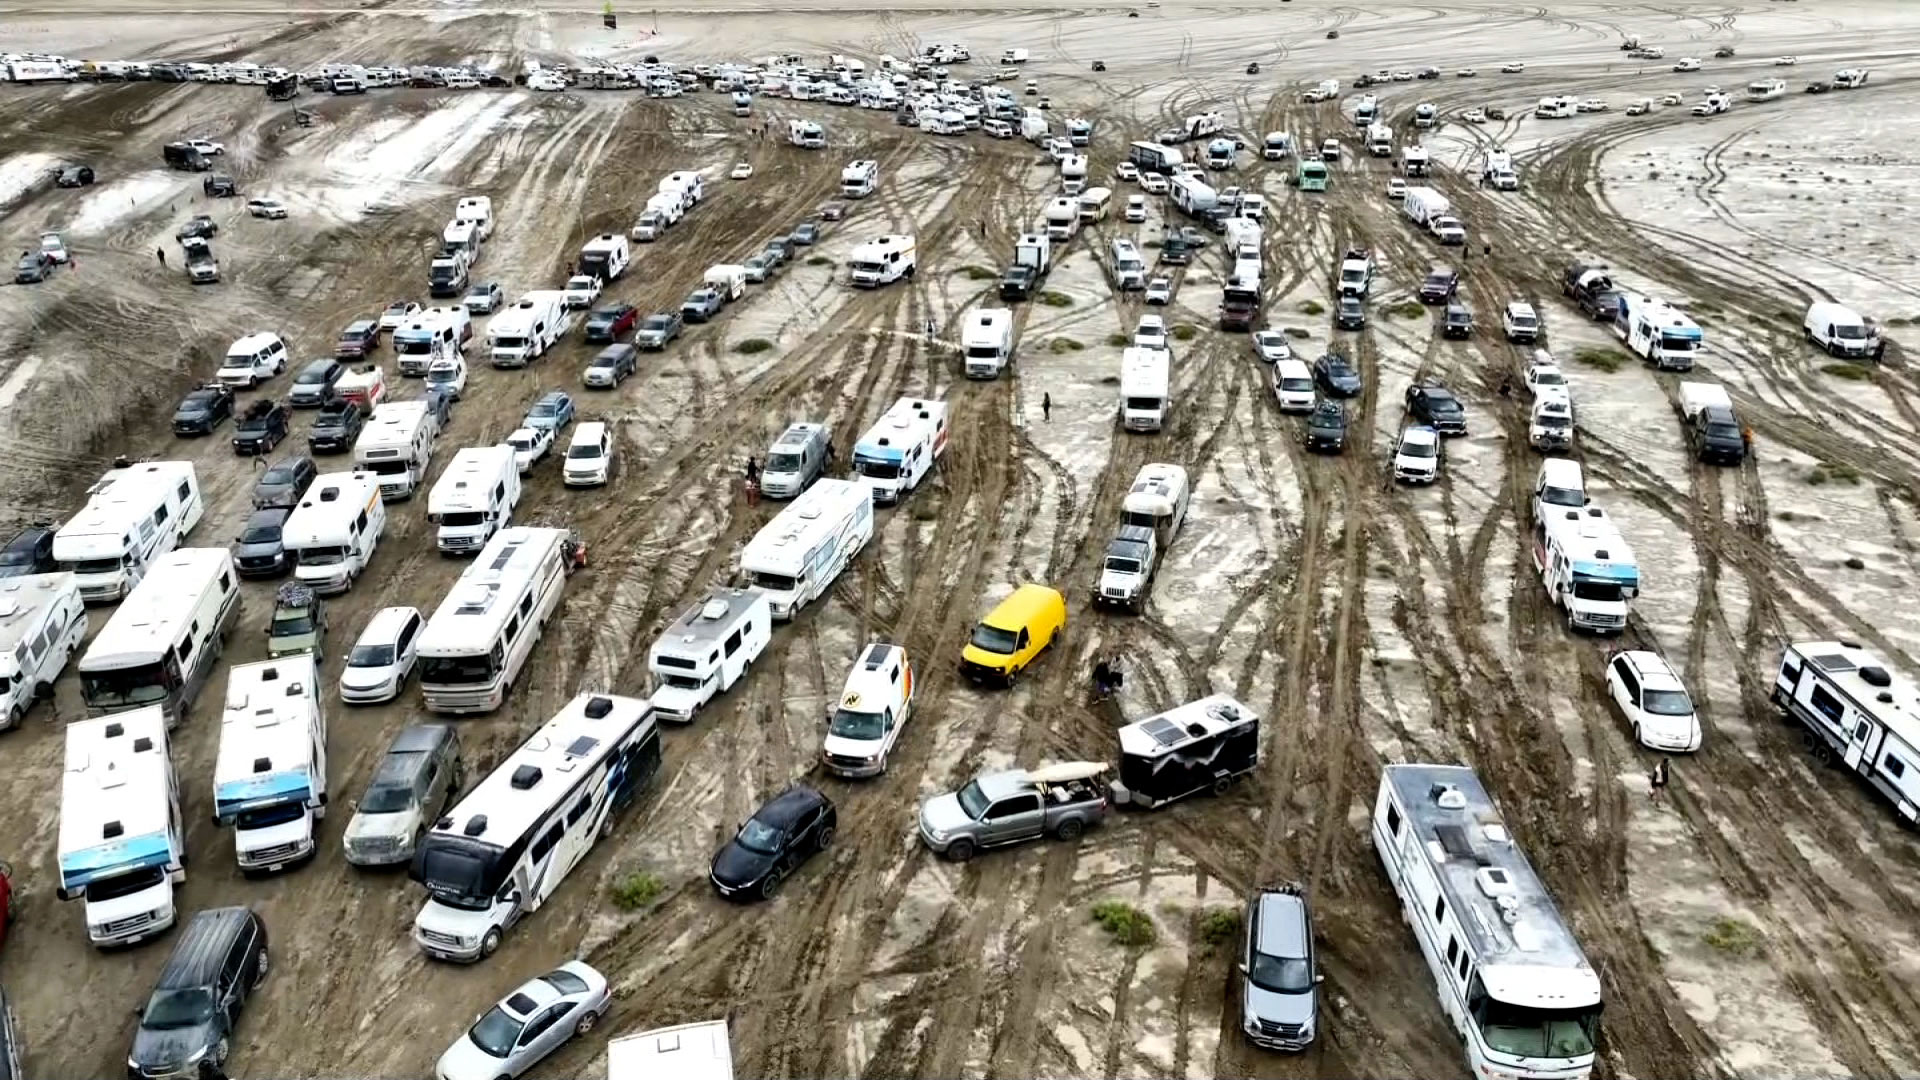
1844,719,1873,771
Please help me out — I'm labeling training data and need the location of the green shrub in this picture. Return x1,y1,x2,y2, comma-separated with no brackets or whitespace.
1387,301,1426,319
1050,337,1083,354
1039,291,1073,307
1170,324,1197,341
1107,332,1129,347
1297,300,1325,316
1702,916,1762,956
1807,462,1861,486
1284,326,1311,339
610,871,664,911
1197,907,1242,947
1821,362,1871,381
1573,348,1625,373
962,265,997,281
734,338,773,355
1092,900,1157,947
805,255,832,267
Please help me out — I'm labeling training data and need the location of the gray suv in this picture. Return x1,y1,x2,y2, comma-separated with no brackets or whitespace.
1239,883,1320,1051
635,312,682,350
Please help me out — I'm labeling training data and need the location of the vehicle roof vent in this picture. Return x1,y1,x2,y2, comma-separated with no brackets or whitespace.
511,765,542,789
1860,665,1893,687
252,756,272,773
1431,782,1469,810
104,722,125,738
1838,638,1863,650
1593,548,1610,560
319,485,340,502
133,737,154,753
584,695,614,719
103,820,124,839
700,598,730,621
1878,691,1894,704
463,814,488,836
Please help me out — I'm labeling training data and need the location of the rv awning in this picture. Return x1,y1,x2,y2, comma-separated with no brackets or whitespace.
1026,761,1108,785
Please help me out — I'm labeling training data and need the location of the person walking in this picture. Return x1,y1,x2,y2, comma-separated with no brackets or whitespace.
1041,392,1052,422
1873,336,1888,364
1649,756,1670,804
157,246,166,267
744,455,760,506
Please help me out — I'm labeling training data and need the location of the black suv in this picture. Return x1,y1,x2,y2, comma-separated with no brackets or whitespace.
288,359,344,408
233,507,292,578
0,525,56,579
1159,236,1194,265
1405,382,1468,436
308,399,365,454
1302,401,1347,454
203,173,237,198
176,216,218,242
334,319,381,359
56,164,96,188
1442,302,1475,339
1419,267,1460,304
127,907,269,1080
172,383,236,436
1334,294,1366,330
1313,352,1362,397
232,400,290,456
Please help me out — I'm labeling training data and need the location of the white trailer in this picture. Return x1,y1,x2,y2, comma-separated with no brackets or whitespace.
429,446,520,554
282,471,386,594
1169,173,1217,217
60,707,185,947
488,291,571,368
453,195,494,239
1121,347,1172,433
0,572,86,728
1532,503,1639,633
213,655,327,874
579,232,631,281
54,461,204,603
741,478,874,619
355,400,439,500
646,588,773,721
1403,187,1466,244
1773,642,1920,822
852,397,949,504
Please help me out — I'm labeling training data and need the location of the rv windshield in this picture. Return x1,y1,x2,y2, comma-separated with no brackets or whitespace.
1105,555,1143,575
237,802,308,830
298,546,347,566
1571,580,1626,603
1657,333,1697,352
1250,953,1314,994
491,336,527,350
87,864,167,901
659,674,704,690
970,624,1019,654
440,511,488,528
81,663,170,710
1475,999,1599,1059
65,556,127,575
363,460,407,476
1642,688,1694,716
830,708,887,740
1125,397,1164,411
747,570,799,592
856,457,902,480
141,988,215,1030
956,779,992,819
421,653,499,686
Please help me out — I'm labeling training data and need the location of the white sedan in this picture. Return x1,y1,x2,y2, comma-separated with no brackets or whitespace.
436,962,611,1080
246,197,288,219
505,426,554,473
1144,276,1173,305
1392,70,1415,81
1660,92,1684,105
1462,107,1487,124
1774,55,1798,66
1456,67,1478,78
729,162,754,179
186,138,225,156
1251,330,1292,363
1501,61,1526,73
1386,177,1407,199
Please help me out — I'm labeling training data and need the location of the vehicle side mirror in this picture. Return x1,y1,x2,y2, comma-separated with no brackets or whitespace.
1237,962,1249,975
1314,973,1325,984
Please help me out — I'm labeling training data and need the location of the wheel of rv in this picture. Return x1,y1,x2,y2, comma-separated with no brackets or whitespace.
1211,775,1234,797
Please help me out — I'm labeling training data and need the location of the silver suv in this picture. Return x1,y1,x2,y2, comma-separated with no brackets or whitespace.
1239,883,1320,1050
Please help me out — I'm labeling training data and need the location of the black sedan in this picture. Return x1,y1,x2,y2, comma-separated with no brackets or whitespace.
176,215,218,241
710,785,836,901
56,165,96,188
1303,400,1347,454
583,303,638,343
1313,352,1363,397
172,383,236,435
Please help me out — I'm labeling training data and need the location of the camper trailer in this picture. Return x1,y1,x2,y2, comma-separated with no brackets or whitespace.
646,589,773,721
1108,694,1260,808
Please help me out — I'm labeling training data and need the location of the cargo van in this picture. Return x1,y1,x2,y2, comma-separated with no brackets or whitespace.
1804,301,1879,359
959,584,1066,686
759,422,832,498
1111,239,1147,291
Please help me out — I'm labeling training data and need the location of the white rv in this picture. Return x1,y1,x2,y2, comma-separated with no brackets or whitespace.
1534,96,1578,119
454,195,494,239
740,478,874,619
579,233,631,282
1366,122,1393,157
1373,765,1602,1080
848,235,916,287
441,219,482,260
646,588,773,721
608,1021,734,1080
1060,154,1089,195
416,527,568,714
1111,239,1147,291
78,548,239,725
213,656,327,874
1746,78,1786,102
1121,347,1172,433
0,572,86,728
787,118,826,148
488,291,572,368
1169,173,1217,217
54,461,204,603
1773,641,1920,823
1043,196,1080,241
660,170,705,209
962,308,1016,379
355,400,439,500
1261,131,1293,160
412,692,662,962
429,446,521,554
394,308,469,376
822,641,915,778
1614,292,1702,371
59,708,185,948
852,397,950,505
281,471,386,593
841,159,879,198
1532,503,1639,633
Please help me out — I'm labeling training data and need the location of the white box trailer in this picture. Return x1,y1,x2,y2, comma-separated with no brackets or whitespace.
579,233,631,281
740,478,874,619
608,1020,734,1080
60,707,185,947
213,655,328,874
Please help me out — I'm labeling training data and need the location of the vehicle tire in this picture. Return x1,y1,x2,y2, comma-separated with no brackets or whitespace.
759,868,784,900
946,838,976,862
1632,723,1642,748
1055,817,1083,841
1211,775,1234,797
574,1009,600,1036
4,706,20,731
255,947,270,986
817,824,836,851
212,1037,230,1067
479,927,502,958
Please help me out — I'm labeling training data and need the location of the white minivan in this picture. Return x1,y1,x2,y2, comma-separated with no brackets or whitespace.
1606,650,1701,752
339,605,423,704
563,421,614,487
217,332,290,388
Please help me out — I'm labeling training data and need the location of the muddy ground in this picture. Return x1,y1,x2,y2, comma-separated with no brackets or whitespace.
3,0,1920,1077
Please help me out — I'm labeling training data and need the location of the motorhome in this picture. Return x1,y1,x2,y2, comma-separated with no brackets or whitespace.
1746,78,1786,102
1833,68,1869,89
453,195,493,239
1121,347,1172,433
0,572,86,728
740,479,874,619
1804,301,1879,359
54,461,203,603
759,422,832,499
1373,765,1602,1080
788,118,827,148
1533,503,1639,634
841,159,879,198
1109,694,1260,808
1773,641,1920,823
488,291,572,368
355,400,439,499
1614,292,1702,370
412,692,661,962
578,233,631,281
1403,145,1431,177
646,588,773,721
416,526,570,714
1262,131,1293,160
1366,122,1393,156
441,220,482,262
1067,117,1092,146
1353,95,1378,126
1225,218,1263,263
1111,239,1147,291
1534,96,1577,119
59,708,186,947
962,308,1016,379
427,247,471,298
428,446,521,554
1060,154,1089,195
78,548,240,725
1482,150,1519,191
1042,196,1079,241
1203,137,1236,170
853,397,949,505
281,471,386,594
213,656,327,874
848,235,917,288
1077,186,1113,223
394,317,462,376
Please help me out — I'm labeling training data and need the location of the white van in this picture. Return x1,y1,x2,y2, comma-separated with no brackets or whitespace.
428,446,520,554
1111,238,1146,291
1262,131,1293,160
1125,193,1148,223
1533,458,1588,521
1804,301,1878,359
646,588,772,721
282,471,386,594
562,421,614,487
962,308,1016,379
1271,359,1315,412
821,641,914,777
216,332,290,388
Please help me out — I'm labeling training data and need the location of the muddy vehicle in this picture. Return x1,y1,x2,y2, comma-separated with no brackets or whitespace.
268,582,325,659
918,762,1108,861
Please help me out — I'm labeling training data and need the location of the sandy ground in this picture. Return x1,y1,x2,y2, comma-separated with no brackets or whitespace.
4,0,1920,1077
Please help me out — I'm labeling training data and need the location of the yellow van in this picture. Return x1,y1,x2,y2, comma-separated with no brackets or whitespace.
960,584,1066,686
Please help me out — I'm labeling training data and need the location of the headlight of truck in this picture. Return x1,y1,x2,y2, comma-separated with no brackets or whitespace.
184,1045,209,1065
926,828,948,843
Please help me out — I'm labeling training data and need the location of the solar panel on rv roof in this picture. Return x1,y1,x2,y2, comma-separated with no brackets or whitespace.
1140,716,1185,746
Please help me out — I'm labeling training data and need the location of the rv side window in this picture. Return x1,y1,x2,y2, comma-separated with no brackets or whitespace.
566,798,590,826
38,620,59,654
724,629,743,657
355,511,368,531
153,504,170,527
505,614,522,642
1456,952,1470,981
1433,896,1446,924
1445,936,1459,965
1809,685,1846,725
1781,659,1801,687
177,480,191,501
530,822,564,862
1854,720,1871,741
518,592,534,618
1386,802,1402,836
1885,754,1907,779
219,572,233,593
177,634,194,664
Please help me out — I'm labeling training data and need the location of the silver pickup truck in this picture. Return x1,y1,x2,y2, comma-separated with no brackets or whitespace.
918,762,1109,861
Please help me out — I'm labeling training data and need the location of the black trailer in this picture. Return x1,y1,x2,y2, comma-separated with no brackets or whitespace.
162,142,211,172
1109,694,1260,809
